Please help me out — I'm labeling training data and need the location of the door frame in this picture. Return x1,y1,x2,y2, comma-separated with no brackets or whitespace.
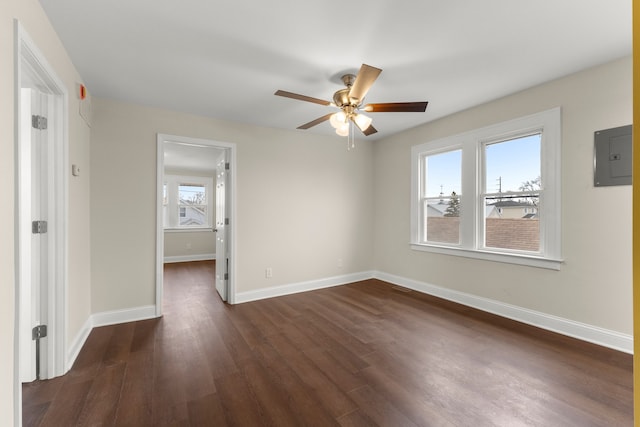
155,134,237,315
14,19,69,423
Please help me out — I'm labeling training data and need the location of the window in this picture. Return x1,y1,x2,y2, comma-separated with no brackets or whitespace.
422,149,462,245
178,183,207,226
164,175,214,230
411,108,562,269
483,134,541,252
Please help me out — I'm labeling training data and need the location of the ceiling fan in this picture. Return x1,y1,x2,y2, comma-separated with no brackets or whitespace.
275,64,428,143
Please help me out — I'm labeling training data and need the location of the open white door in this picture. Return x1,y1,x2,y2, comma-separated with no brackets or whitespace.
215,151,229,301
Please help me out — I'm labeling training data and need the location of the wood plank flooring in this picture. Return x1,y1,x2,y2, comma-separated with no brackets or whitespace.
23,261,633,426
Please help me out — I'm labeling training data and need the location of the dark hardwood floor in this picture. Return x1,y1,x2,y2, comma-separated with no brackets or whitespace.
23,261,633,426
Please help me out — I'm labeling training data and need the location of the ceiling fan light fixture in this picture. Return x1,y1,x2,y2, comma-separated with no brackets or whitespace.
352,113,372,132
330,111,347,129
335,123,349,136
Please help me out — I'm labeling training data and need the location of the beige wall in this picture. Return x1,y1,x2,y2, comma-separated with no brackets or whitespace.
90,98,375,312
164,231,216,258
373,56,633,334
1,0,92,423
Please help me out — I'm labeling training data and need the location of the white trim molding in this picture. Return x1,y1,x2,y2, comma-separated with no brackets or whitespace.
66,317,92,371
164,254,216,263
373,271,633,354
91,305,158,328
235,271,374,304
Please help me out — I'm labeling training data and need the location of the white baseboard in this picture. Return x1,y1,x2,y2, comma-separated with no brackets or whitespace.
66,316,92,372
164,253,215,263
235,271,374,304
65,305,159,371
373,271,633,354
91,305,158,328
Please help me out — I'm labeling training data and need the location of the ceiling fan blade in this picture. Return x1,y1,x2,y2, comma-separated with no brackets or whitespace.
275,90,331,106
348,64,382,103
297,113,334,129
361,124,378,136
363,102,428,113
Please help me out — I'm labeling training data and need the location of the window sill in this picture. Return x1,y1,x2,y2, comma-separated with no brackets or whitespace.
164,227,215,233
410,243,563,270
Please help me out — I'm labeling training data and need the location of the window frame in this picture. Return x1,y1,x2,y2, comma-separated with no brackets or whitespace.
164,174,214,231
410,107,562,270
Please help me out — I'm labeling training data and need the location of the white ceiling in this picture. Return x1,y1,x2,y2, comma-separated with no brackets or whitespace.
39,0,631,141
163,141,222,174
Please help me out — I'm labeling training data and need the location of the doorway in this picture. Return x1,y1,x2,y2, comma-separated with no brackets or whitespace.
14,20,68,423
156,134,236,315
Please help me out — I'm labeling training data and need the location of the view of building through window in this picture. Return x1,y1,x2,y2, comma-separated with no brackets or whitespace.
483,134,541,251
178,184,207,226
424,149,461,244
424,134,541,252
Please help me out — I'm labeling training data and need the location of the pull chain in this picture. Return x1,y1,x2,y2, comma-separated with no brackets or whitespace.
347,121,355,150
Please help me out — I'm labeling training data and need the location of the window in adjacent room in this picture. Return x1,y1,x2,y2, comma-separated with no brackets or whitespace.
410,107,562,269
164,175,213,230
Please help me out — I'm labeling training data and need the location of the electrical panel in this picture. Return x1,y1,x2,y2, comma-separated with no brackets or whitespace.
594,124,632,187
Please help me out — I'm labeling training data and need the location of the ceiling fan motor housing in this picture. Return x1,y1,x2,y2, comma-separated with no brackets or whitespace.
333,88,351,108
333,74,359,108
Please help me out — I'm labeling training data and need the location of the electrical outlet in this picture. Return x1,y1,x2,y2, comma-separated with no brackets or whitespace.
337,258,343,268
265,267,273,278
186,243,192,250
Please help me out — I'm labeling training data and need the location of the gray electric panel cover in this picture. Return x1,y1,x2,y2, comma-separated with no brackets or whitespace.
594,124,632,187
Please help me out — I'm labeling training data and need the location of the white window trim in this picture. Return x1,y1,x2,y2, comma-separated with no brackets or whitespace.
410,107,562,270
164,174,214,231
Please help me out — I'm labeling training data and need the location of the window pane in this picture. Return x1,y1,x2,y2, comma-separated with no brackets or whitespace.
485,134,541,193
179,184,207,226
424,150,461,244
425,198,460,244
425,150,461,197
179,184,206,205
179,205,206,226
484,134,540,252
485,196,539,252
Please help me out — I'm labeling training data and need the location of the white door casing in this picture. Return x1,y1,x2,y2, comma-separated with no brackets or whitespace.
156,134,237,316
15,19,69,425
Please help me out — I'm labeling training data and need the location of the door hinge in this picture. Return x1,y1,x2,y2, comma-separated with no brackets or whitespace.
32,325,47,380
225,218,229,225
31,115,48,130
32,220,48,234
224,273,229,280
32,324,47,340
225,162,230,170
